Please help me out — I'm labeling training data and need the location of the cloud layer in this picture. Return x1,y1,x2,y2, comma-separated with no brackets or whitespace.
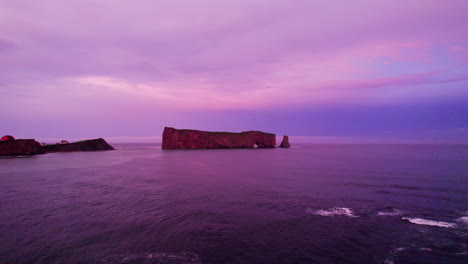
1,0,467,140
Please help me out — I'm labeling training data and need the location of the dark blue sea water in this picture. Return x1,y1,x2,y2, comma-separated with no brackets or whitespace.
1,143,467,264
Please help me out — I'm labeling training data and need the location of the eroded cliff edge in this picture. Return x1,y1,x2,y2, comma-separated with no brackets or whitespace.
0,139,45,156
43,138,114,153
162,127,276,149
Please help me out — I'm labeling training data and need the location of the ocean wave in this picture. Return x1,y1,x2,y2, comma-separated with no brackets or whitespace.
306,207,357,217
101,251,201,264
419,247,432,251
402,217,457,228
377,209,403,216
456,216,468,224
389,184,421,190
393,247,406,252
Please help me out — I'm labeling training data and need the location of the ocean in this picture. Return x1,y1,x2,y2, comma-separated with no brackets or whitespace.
1,143,467,264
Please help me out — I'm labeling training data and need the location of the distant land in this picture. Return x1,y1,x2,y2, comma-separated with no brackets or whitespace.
0,138,114,157
162,127,283,149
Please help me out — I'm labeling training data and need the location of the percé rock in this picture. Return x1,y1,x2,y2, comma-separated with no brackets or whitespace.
0,139,45,156
279,136,291,148
162,127,276,149
43,138,114,153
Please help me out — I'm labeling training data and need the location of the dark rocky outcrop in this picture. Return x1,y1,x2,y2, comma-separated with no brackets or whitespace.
279,136,291,148
43,138,114,153
162,127,276,149
0,139,45,156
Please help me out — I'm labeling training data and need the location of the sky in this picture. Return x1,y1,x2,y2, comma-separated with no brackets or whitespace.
1,0,467,143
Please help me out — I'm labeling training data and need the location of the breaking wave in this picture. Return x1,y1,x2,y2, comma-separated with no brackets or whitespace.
101,251,202,264
456,216,468,224
402,217,457,228
306,207,357,217
377,209,403,216
419,248,432,251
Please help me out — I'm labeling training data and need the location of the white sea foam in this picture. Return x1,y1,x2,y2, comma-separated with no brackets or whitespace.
307,207,357,217
377,209,403,216
419,248,432,251
102,251,201,264
456,216,468,224
402,217,457,228
393,247,406,252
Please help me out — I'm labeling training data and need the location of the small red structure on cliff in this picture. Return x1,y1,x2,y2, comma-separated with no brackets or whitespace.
1,135,15,141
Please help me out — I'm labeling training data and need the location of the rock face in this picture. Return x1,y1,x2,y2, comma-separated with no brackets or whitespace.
162,127,276,149
279,136,291,148
0,139,45,156
43,138,114,153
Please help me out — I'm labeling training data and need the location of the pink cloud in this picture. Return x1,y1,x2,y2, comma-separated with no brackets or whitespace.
0,0,467,113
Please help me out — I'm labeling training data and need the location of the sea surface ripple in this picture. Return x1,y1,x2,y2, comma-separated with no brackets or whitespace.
1,143,467,264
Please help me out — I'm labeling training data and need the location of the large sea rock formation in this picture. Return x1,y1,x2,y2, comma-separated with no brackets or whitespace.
279,136,291,148
0,139,45,156
43,138,114,153
162,127,276,149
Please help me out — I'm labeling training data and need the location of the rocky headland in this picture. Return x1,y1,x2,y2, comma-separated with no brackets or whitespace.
0,139,45,156
162,127,277,149
1,137,114,157
43,138,114,153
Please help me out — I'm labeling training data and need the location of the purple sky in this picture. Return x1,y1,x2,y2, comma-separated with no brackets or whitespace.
1,0,467,143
